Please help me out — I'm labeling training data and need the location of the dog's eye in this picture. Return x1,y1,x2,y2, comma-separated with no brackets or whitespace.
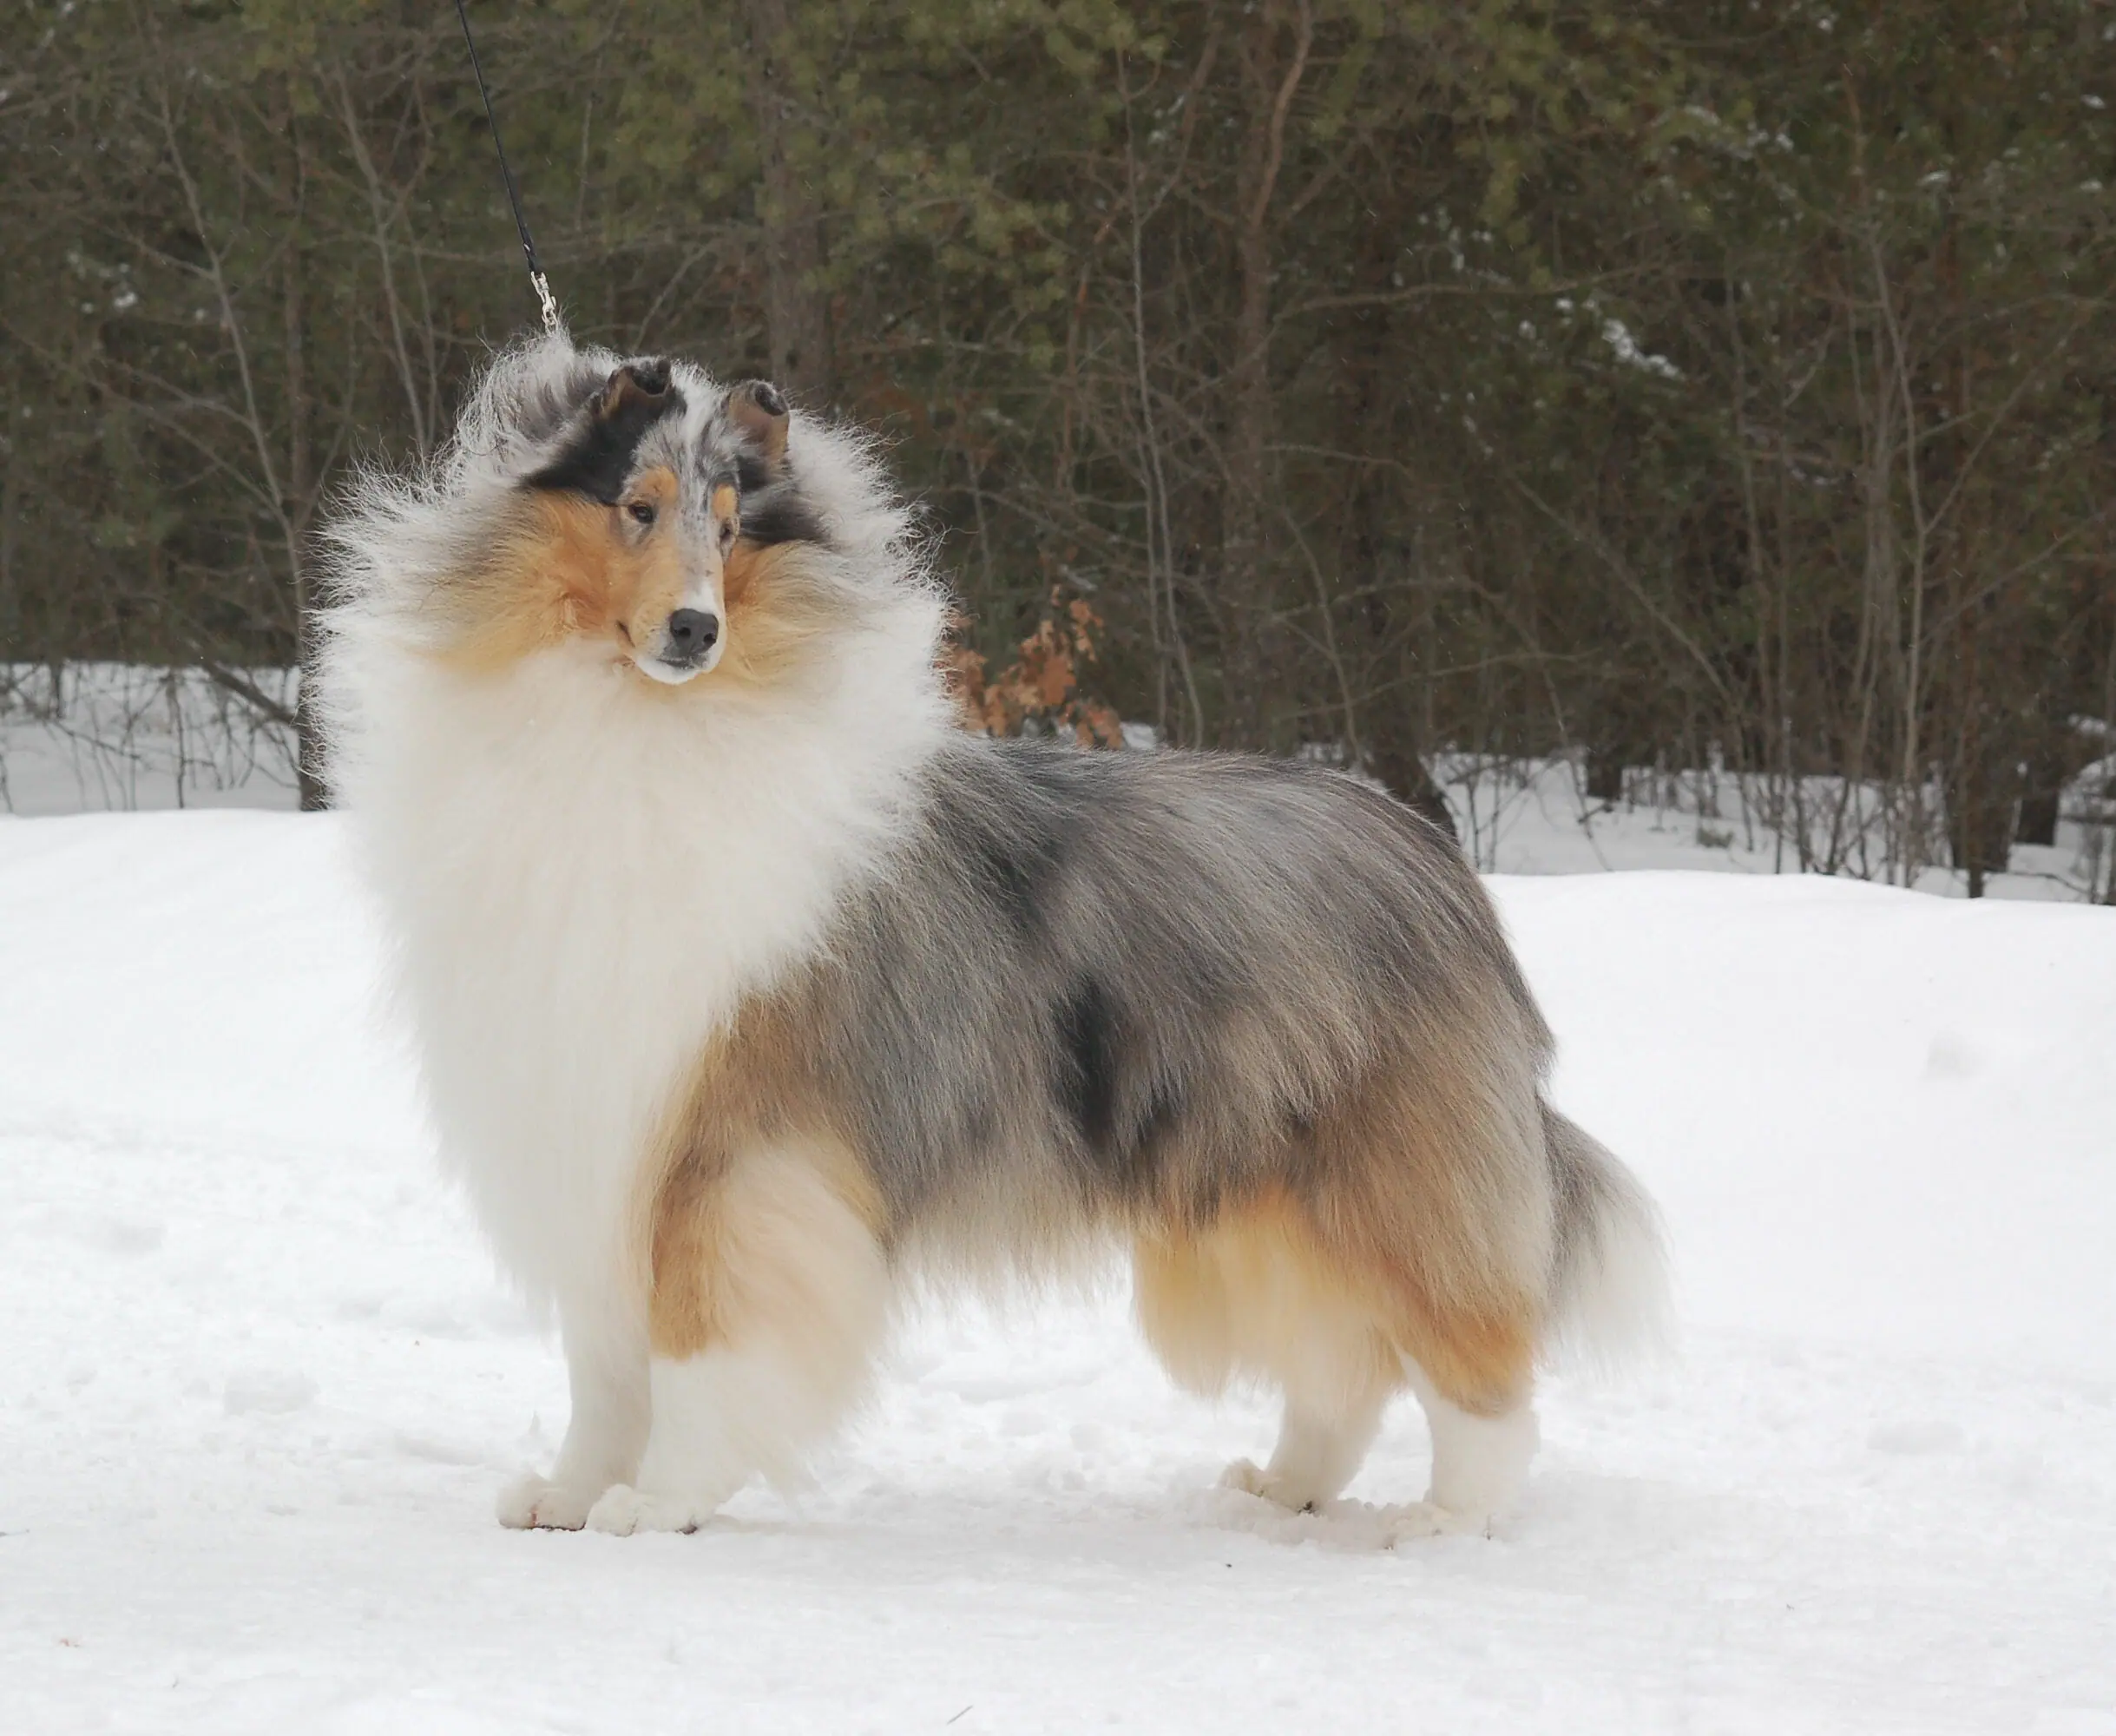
626,501,656,527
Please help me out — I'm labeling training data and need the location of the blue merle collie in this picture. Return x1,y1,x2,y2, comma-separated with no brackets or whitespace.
319,330,1666,1542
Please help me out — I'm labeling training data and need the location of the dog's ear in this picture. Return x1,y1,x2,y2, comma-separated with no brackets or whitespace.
726,379,790,474
522,358,682,500
595,359,674,424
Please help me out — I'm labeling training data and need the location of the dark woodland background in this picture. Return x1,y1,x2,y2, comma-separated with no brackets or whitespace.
2,0,2112,891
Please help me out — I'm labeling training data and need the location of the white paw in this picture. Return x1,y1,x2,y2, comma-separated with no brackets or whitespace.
1381,1500,1489,1544
496,1472,603,1531
1218,1457,1329,1512
583,1483,721,1535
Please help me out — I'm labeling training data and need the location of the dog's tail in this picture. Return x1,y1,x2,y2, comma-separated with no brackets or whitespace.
1541,1103,1672,1371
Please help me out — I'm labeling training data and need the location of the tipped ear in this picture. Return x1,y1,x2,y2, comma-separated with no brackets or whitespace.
595,359,674,423
522,358,681,499
726,379,791,471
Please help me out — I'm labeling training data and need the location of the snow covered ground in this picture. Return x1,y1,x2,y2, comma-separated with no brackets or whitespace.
3,812,2115,1733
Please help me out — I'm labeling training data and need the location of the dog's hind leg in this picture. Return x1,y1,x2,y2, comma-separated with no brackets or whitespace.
497,1310,650,1529
1220,1378,1395,1511
1134,1202,1404,1513
1385,1356,1539,1539
587,1141,888,1535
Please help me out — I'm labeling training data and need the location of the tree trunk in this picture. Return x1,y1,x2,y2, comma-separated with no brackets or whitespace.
1219,0,1310,751
2014,721,2074,847
2015,782,2059,848
1367,734,1457,840
1585,745,1627,806
0,392,20,656
1944,692,2015,897
743,0,836,408
281,93,327,812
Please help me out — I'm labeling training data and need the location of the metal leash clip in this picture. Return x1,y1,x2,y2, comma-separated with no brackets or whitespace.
454,0,561,337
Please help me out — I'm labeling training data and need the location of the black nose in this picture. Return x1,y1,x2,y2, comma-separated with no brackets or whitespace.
665,608,720,659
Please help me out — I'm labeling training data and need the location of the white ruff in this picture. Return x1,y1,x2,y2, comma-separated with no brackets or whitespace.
332,621,947,1326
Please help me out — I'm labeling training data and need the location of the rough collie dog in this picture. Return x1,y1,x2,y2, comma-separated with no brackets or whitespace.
320,331,1666,1542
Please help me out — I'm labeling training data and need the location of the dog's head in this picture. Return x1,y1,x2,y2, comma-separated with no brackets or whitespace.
325,329,940,731
505,353,822,685
404,340,833,685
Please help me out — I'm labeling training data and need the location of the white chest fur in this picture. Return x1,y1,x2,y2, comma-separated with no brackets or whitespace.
338,641,940,1314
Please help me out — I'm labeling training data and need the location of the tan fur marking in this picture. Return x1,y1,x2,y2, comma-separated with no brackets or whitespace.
649,1139,883,1363
714,542,857,689
1134,1190,1404,1416
1134,1168,1537,1420
642,991,883,1359
426,458,854,694
435,467,687,673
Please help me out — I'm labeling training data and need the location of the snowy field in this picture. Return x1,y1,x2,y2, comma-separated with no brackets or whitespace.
3,811,2113,1733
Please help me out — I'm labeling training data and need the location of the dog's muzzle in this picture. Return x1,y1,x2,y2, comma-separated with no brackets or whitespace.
642,608,721,680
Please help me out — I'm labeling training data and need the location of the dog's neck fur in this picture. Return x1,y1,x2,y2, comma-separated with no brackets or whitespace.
335,601,950,1318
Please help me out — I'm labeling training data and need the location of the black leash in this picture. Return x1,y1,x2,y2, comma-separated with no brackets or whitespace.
452,0,560,334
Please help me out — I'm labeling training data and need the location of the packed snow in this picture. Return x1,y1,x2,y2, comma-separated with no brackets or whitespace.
3,810,2114,1733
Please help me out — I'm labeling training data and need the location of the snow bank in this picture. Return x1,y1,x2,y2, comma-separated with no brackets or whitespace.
0,665,301,817
3,812,2113,1732
11,669,2114,901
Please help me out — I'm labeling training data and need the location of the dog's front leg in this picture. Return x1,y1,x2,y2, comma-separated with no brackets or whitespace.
584,1144,890,1535
497,1309,650,1530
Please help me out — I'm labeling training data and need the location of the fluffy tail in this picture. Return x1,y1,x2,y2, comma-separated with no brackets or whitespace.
1541,1103,1673,1371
